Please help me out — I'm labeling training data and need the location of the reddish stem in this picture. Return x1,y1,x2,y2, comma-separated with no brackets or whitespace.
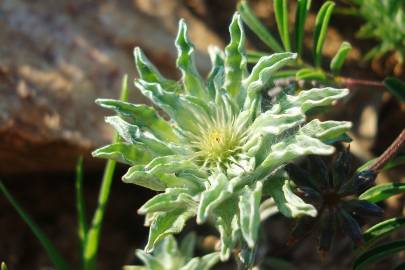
337,77,385,89
370,129,405,172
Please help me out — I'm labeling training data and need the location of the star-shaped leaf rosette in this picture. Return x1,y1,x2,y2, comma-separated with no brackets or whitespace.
93,13,351,261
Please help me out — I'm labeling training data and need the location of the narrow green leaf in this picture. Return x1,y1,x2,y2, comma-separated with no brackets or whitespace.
83,75,129,270
359,183,405,203
354,240,405,270
75,157,88,267
330,41,352,74
313,1,335,67
237,1,283,52
239,182,262,248
175,19,206,98
1,262,8,270
295,0,311,55
363,217,405,243
384,77,405,102
296,68,327,81
274,0,291,51
145,208,195,252
224,13,248,105
0,181,71,270
357,155,405,172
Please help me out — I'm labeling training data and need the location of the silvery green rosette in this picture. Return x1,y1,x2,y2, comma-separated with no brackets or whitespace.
93,12,351,261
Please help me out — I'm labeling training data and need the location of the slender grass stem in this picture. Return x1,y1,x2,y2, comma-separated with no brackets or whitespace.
82,75,129,270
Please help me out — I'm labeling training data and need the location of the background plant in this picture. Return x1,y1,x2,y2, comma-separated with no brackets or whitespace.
350,0,405,76
238,0,352,82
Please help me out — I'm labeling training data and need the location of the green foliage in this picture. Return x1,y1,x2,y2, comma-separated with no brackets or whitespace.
354,165,405,269
123,234,220,270
94,12,351,263
1,262,8,270
354,0,405,64
384,77,405,102
238,0,352,79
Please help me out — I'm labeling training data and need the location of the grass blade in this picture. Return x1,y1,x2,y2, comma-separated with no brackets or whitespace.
294,0,311,55
354,240,405,270
238,1,283,52
363,217,405,244
330,41,352,74
384,77,405,102
83,75,129,270
359,183,405,203
296,68,327,81
0,181,71,270
313,1,335,67
274,0,291,51
75,156,88,266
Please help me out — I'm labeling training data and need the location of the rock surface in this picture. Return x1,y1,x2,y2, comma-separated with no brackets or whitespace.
0,0,227,174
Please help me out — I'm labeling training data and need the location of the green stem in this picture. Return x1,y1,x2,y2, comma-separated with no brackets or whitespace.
75,156,88,267
82,75,129,270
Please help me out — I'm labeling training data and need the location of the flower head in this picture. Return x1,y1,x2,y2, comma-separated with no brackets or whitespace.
93,12,351,261
286,149,382,254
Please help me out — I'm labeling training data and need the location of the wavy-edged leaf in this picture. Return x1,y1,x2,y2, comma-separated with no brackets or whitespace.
354,240,405,270
274,0,290,51
313,1,335,67
239,181,262,248
207,46,225,99
359,183,405,203
134,80,205,133
95,99,179,143
180,253,220,270
145,208,195,252
123,156,204,191
261,134,335,171
330,41,352,74
224,13,247,105
266,175,317,218
175,20,206,98
384,77,405,102
134,47,179,92
197,173,232,224
237,1,283,52
136,250,164,270
295,0,311,55
213,198,240,261
296,68,327,81
104,116,174,156
92,143,154,165
243,53,297,111
281,87,349,113
138,188,197,214
299,119,352,143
